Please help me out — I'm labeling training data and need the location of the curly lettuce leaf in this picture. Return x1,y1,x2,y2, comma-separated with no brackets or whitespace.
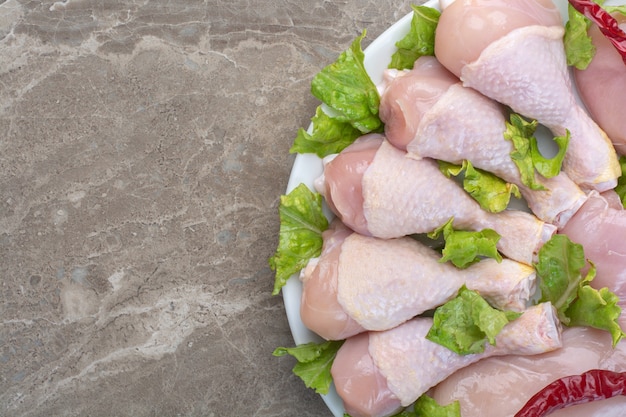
504,113,569,189
605,5,626,17
504,114,545,190
269,184,329,295
439,160,521,213
389,5,440,70
273,340,343,394
564,3,596,69
412,395,461,417
290,106,363,157
536,234,591,319
426,286,522,355
429,218,502,269
614,156,626,208
530,130,570,179
311,31,382,134
563,2,626,69
535,234,625,344
566,280,625,346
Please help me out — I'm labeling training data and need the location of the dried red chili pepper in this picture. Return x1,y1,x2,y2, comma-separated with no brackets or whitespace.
514,369,626,417
568,0,626,65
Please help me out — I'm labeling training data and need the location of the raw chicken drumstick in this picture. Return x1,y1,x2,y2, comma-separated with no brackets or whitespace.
432,326,626,417
435,0,621,191
300,221,537,340
331,302,562,417
316,134,556,265
379,56,587,227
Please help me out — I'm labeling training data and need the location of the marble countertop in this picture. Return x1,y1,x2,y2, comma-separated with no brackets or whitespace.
0,0,423,415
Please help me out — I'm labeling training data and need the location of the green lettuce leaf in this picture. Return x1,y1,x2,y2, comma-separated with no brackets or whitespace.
564,4,596,69
536,234,591,320
290,106,363,157
504,114,545,190
439,160,521,213
530,130,570,179
273,340,343,394
426,286,521,355
429,218,502,269
504,113,569,189
566,277,625,347
563,2,626,69
614,156,626,208
535,234,625,344
389,5,440,70
310,31,382,134
269,184,329,295
605,5,626,16
412,395,461,417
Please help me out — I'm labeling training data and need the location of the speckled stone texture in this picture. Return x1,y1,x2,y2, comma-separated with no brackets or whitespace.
0,0,423,415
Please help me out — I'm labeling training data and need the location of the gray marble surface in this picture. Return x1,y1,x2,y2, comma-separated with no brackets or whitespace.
0,0,425,416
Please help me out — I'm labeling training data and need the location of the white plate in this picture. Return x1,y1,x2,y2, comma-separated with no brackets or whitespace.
281,0,621,415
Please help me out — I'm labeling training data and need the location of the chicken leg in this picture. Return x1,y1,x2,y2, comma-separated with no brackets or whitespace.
300,220,537,340
331,302,562,417
316,135,556,265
